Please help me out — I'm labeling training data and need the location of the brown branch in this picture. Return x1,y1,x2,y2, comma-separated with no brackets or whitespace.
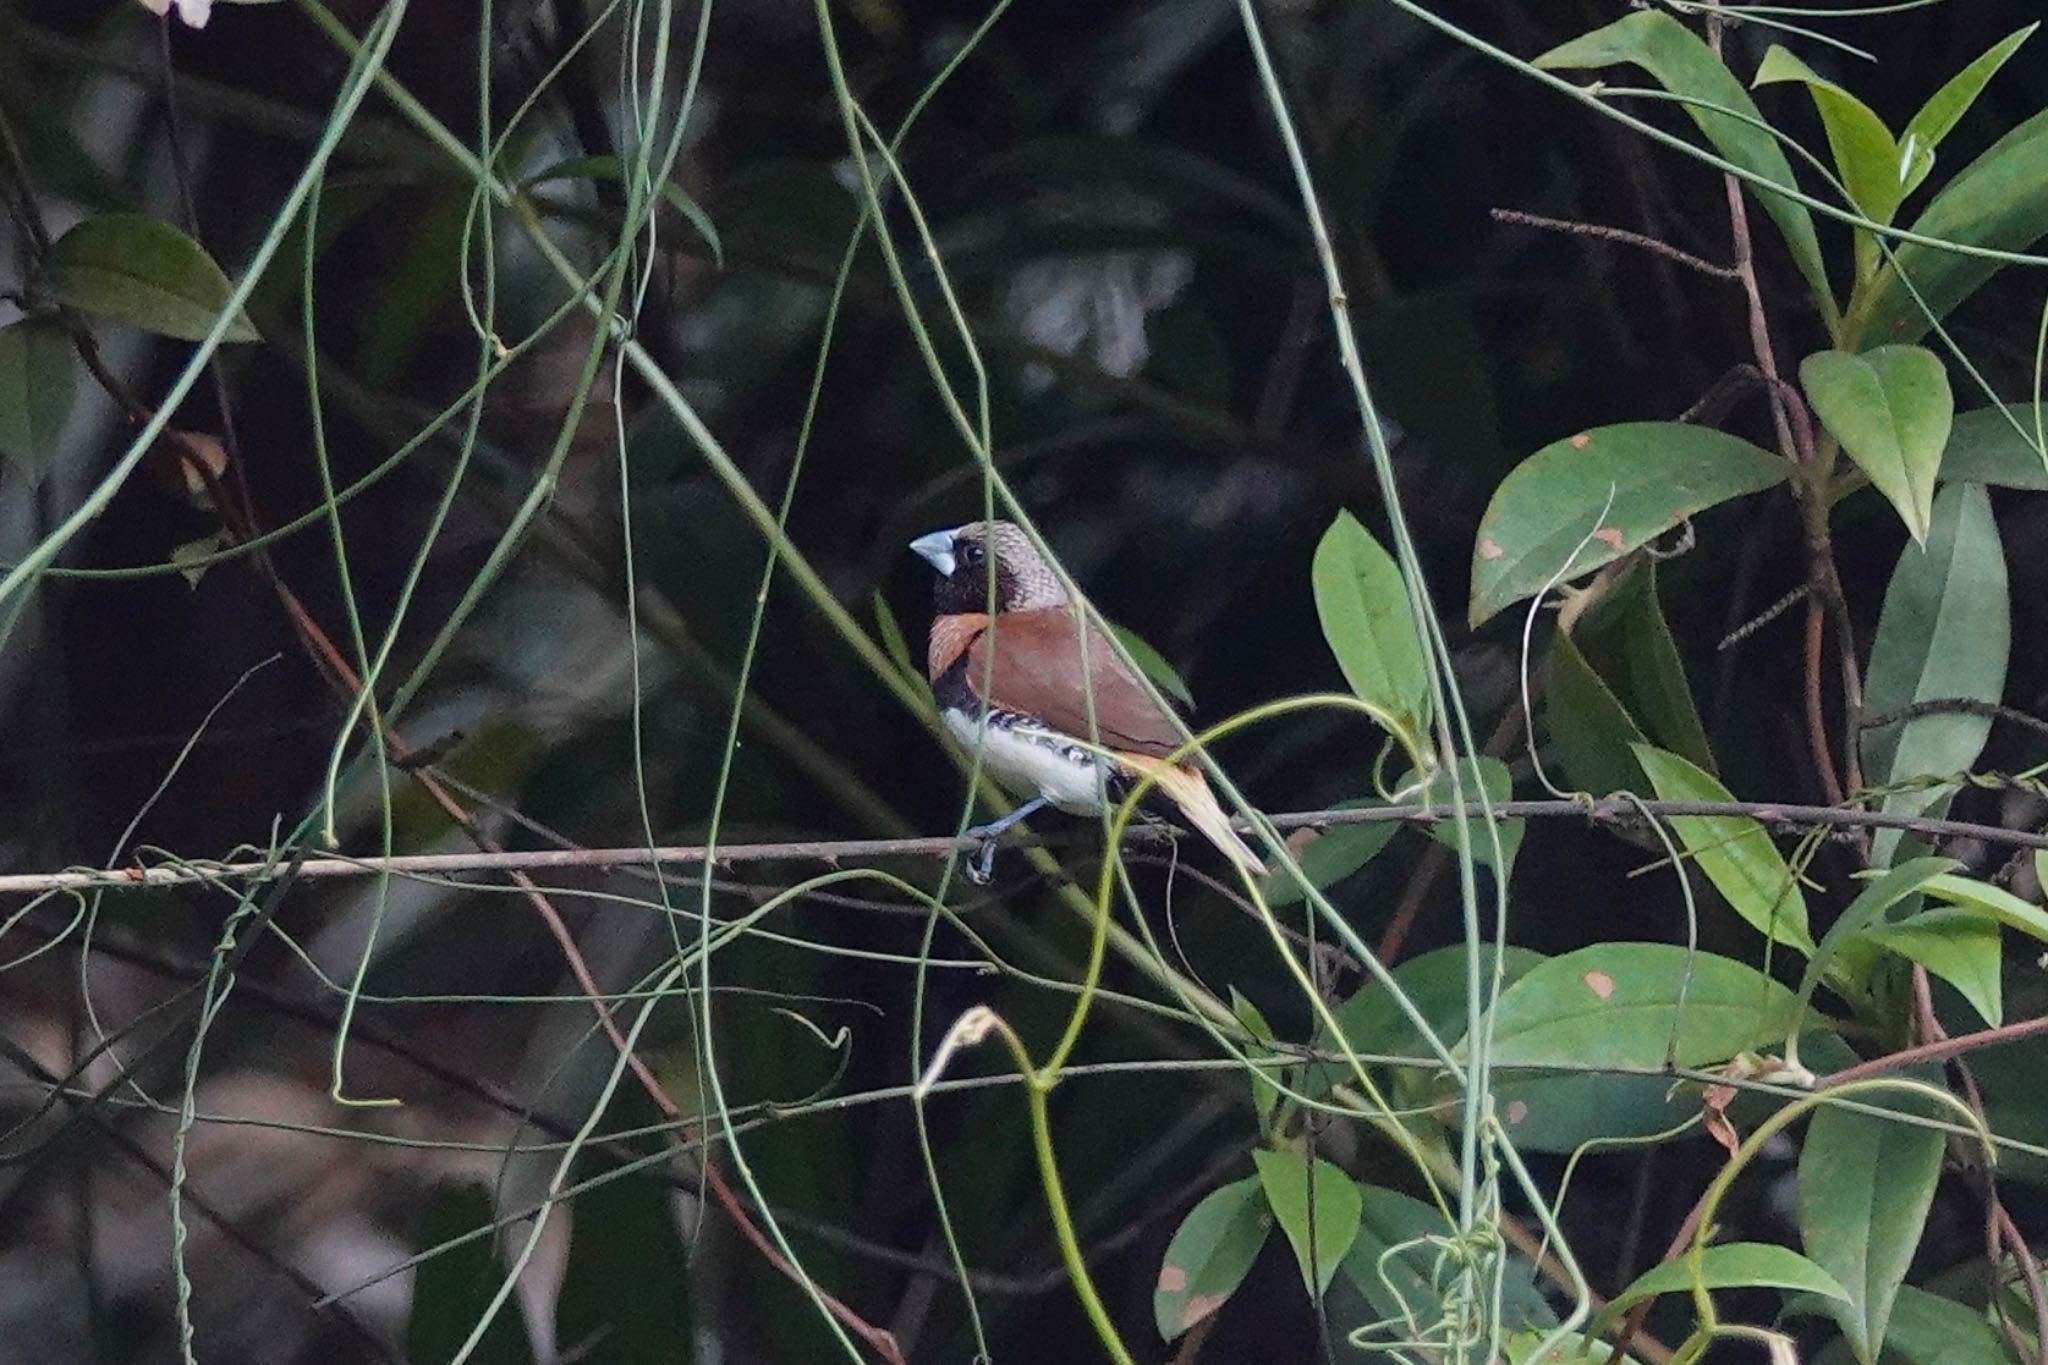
1491,206,1742,280
1861,698,2048,741
1822,1013,2048,1089
16,795,2048,896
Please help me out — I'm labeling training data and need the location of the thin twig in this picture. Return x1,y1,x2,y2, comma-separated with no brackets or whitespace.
1860,697,2048,741
1491,207,1742,280
13,794,2048,895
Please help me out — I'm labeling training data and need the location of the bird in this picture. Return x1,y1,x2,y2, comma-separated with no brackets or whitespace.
909,519,1268,884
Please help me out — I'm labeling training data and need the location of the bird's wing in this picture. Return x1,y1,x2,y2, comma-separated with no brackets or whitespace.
963,609,1185,757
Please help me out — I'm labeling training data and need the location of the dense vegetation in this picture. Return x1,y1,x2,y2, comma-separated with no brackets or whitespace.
4,2,2048,1362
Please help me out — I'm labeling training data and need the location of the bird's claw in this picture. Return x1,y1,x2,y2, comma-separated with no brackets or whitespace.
966,836,1000,885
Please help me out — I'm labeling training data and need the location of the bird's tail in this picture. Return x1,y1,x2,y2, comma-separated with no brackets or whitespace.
1115,752,1269,879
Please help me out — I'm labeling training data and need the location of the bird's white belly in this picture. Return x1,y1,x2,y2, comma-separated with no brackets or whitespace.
944,708,1107,814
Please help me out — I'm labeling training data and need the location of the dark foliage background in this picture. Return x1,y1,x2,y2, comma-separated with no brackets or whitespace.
3,1,2047,1362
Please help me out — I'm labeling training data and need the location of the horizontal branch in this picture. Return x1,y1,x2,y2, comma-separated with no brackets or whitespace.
3,795,2044,895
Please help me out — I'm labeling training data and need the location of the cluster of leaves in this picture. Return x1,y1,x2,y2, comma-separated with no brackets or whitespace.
5,3,2048,1365
1143,14,2048,1365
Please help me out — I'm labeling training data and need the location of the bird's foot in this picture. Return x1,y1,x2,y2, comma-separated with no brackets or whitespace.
966,836,1000,885
959,797,1049,886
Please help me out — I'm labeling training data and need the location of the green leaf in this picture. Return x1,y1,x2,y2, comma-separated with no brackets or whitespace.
1546,624,1650,796
1876,1284,2014,1365
1402,755,1522,873
406,1186,538,1365
1755,47,1917,256
1605,1242,1850,1314
1251,1150,1362,1299
1313,510,1431,736
1799,1083,1947,1363
1535,12,1834,316
36,213,259,344
1801,347,1953,540
1939,403,2048,488
1633,744,1816,954
1504,1329,1644,1365
1861,484,2009,865
871,589,918,681
1331,944,1547,1069
1795,857,1959,1019
1861,908,2002,1026
169,530,232,589
1341,1184,1555,1342
1476,943,1805,1151
1154,1176,1271,1340
1104,620,1194,709
556,1169,693,1365
1481,943,1803,1070
1580,562,1713,771
1547,560,1714,795
1231,986,1282,1128
1469,423,1790,625
1920,872,2048,945
1855,106,2048,346
521,153,724,267
0,319,77,480
1901,26,2038,174
1256,798,1398,907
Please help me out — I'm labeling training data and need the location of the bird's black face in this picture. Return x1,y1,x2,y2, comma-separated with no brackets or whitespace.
911,529,1014,615
909,521,1068,616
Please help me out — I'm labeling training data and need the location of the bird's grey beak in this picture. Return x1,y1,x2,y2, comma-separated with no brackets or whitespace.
909,528,958,577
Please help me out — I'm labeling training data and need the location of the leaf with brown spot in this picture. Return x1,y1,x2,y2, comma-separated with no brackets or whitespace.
1153,1176,1270,1342
1582,970,1615,1000
1469,423,1788,625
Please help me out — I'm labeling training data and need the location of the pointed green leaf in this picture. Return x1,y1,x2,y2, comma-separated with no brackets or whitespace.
1535,12,1834,315
1795,857,1959,1017
1257,798,1398,907
1313,510,1430,735
1633,744,1816,954
1571,561,1714,771
1937,402,2048,488
1921,872,2048,946
1801,346,1952,540
1901,26,2037,169
871,590,917,681
1861,908,2002,1025
1329,944,1546,1069
1104,620,1194,709
1799,1083,1946,1363
1476,944,1806,1151
1252,1150,1361,1299
1861,484,2008,864
1876,1284,2015,1365
1755,46,1915,235
1153,1176,1270,1340
1546,624,1650,796
1855,106,2048,346
1413,755,1522,873
1470,423,1789,625
1231,987,1283,1128
1479,943,1804,1070
36,213,259,343
1605,1242,1850,1314
0,319,77,480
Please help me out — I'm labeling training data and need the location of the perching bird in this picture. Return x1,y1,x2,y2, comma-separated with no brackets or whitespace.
909,520,1268,883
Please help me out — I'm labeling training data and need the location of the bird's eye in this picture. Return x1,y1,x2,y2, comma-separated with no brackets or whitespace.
960,542,986,568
